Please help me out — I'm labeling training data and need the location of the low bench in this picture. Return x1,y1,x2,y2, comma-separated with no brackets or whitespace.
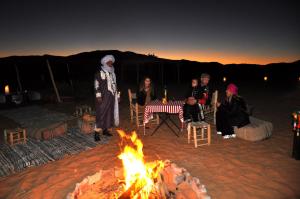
30,122,68,140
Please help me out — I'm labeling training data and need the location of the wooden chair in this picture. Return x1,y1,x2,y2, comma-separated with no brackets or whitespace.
204,90,218,125
128,89,137,123
187,122,211,148
128,89,159,128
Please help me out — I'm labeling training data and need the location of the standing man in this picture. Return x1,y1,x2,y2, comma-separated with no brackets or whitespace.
94,55,119,141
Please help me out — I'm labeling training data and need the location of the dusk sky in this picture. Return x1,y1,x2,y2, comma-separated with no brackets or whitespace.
0,0,299,64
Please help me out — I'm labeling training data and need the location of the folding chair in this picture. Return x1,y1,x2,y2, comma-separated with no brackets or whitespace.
204,90,218,125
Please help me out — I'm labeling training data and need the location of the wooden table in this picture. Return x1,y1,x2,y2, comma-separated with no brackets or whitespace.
143,100,184,137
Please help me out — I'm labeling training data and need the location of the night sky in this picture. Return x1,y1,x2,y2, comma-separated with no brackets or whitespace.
0,0,299,64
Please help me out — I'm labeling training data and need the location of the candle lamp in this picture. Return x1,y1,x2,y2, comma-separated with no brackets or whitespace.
292,111,300,160
4,85,10,95
162,86,168,104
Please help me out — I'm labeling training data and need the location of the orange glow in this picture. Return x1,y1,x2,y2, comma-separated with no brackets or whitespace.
223,77,227,82
150,49,299,65
4,85,9,94
117,130,164,199
1,47,299,65
264,76,268,81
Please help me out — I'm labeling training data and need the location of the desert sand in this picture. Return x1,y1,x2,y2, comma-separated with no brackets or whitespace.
0,84,300,199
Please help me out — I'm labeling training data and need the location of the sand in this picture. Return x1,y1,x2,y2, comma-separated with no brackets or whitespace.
0,85,300,199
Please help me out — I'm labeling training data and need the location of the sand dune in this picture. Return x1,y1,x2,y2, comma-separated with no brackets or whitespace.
0,86,299,199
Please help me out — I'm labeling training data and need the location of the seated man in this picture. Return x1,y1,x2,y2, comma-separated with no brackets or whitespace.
198,73,211,107
183,78,203,123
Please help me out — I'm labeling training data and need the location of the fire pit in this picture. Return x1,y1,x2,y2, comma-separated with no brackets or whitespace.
67,131,211,199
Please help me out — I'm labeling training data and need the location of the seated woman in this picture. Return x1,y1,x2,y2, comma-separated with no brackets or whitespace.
137,77,157,106
216,83,250,139
183,78,204,123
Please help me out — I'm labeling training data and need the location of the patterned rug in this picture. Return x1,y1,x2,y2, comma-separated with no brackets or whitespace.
0,106,109,177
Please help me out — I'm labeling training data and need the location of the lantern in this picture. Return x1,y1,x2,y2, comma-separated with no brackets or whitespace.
292,111,300,160
264,76,268,81
223,77,227,82
4,85,10,95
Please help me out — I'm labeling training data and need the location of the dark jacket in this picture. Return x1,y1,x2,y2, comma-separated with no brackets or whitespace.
137,88,157,106
183,103,203,122
219,95,250,128
185,86,201,100
199,84,211,105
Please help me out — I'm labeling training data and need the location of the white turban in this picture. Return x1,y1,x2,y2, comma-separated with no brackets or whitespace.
101,55,115,66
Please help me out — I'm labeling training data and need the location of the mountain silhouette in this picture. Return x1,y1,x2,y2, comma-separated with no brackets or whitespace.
0,50,299,92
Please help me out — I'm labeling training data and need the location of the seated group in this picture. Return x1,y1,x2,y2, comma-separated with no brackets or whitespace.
136,74,250,139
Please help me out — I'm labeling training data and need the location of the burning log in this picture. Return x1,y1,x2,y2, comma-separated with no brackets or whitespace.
67,131,211,199
117,178,146,199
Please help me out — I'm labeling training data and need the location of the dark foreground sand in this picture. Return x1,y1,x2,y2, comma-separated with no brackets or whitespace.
0,85,300,199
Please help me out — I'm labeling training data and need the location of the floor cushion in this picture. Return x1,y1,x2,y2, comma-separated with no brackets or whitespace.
234,117,273,141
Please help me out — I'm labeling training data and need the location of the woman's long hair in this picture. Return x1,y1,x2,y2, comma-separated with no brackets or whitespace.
139,77,153,92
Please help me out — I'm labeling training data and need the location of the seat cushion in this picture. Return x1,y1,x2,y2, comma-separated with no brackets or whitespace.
234,117,273,141
191,121,210,128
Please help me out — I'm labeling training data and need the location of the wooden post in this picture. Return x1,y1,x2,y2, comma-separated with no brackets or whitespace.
177,63,181,84
120,64,124,82
14,64,22,92
66,63,74,92
136,64,140,85
161,63,164,86
46,59,62,103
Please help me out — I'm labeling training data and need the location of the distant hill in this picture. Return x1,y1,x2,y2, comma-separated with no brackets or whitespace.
0,50,299,91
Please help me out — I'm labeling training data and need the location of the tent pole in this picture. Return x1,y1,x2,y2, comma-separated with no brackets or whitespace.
46,59,62,103
66,63,74,92
14,64,23,92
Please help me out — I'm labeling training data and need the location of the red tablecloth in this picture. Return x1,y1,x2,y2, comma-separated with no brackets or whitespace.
144,100,184,124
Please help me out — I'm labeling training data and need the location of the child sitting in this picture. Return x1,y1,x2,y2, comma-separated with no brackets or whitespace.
183,79,204,123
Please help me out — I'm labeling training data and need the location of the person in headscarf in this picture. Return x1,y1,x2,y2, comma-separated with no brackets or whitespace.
94,55,119,141
216,83,250,139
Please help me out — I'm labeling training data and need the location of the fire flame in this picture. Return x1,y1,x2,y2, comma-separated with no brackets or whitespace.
117,130,164,199
4,85,9,94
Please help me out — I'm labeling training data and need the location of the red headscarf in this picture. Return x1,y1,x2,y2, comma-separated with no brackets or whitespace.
227,83,238,95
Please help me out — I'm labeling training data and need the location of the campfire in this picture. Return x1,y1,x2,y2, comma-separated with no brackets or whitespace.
116,130,164,198
67,130,210,199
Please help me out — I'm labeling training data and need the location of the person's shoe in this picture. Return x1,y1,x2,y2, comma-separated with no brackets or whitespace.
94,131,101,141
217,131,222,135
184,119,192,124
223,135,230,139
103,129,113,137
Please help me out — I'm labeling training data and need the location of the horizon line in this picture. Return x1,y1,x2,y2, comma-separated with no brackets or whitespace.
0,49,299,66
